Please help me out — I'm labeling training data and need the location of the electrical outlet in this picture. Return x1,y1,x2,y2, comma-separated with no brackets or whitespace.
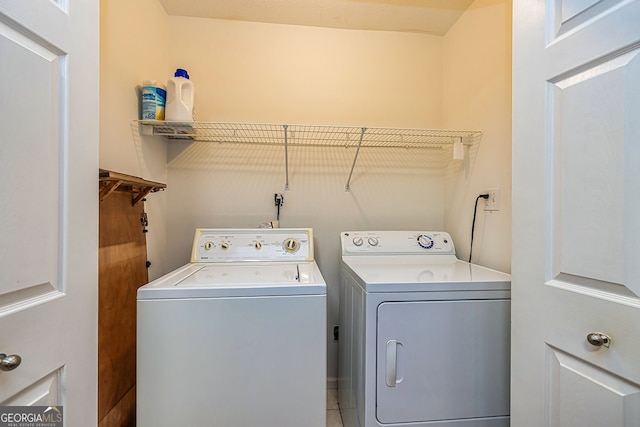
484,188,500,211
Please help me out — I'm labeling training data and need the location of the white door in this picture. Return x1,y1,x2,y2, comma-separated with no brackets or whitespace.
0,0,99,425
512,0,640,425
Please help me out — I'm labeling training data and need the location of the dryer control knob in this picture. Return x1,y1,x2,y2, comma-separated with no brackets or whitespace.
254,242,262,250
368,237,379,246
417,234,434,249
221,242,230,250
204,241,214,251
353,237,364,246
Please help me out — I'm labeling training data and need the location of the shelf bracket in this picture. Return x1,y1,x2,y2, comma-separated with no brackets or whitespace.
99,180,122,202
283,124,290,191
345,127,367,192
99,169,166,205
131,187,154,206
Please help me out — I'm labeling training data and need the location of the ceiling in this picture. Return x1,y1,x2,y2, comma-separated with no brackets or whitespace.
157,0,475,36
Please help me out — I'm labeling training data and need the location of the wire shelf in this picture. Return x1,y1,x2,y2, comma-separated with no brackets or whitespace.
137,120,482,191
139,121,481,148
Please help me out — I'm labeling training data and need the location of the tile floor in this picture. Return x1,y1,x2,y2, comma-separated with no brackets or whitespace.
327,388,344,427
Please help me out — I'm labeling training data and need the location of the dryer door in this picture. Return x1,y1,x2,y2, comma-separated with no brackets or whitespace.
376,299,510,424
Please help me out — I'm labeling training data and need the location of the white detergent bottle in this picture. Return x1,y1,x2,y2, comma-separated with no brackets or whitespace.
165,68,195,122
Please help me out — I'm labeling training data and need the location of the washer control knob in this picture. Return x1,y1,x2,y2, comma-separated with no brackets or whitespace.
368,237,379,246
283,238,300,252
220,242,230,250
204,241,214,251
417,234,434,249
353,237,364,246
254,242,262,250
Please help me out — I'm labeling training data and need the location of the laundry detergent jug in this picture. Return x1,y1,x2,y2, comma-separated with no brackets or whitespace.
165,68,194,122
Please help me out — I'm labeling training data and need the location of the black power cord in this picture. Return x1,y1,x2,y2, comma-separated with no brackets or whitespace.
469,193,489,263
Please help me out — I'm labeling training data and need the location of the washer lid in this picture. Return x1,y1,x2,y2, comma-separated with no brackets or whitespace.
137,261,327,299
342,255,511,292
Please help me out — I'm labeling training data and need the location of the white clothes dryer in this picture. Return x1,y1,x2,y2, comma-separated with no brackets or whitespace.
338,231,511,427
137,228,326,427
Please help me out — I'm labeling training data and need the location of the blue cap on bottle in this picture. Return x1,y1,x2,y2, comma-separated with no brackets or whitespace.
174,68,190,79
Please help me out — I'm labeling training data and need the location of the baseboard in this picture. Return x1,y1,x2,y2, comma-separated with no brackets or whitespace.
327,376,338,389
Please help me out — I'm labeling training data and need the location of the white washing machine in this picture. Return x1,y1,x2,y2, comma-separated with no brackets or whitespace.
338,231,511,427
137,228,326,427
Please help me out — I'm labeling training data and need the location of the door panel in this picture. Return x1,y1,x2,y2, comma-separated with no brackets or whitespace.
549,49,639,291
560,0,600,22
1,370,61,407
0,18,63,304
546,346,640,427
512,0,640,425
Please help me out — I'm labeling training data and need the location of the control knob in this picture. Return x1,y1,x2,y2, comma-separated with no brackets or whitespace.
283,238,300,252
368,237,379,246
220,242,230,250
417,234,434,249
353,237,364,246
254,242,262,250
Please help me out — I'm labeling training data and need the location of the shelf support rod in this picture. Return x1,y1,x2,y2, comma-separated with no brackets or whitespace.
283,125,290,190
345,127,367,192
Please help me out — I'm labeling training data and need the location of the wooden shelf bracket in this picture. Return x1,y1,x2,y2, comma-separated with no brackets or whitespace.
99,169,166,205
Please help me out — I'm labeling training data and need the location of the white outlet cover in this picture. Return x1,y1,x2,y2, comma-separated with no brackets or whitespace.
484,188,500,211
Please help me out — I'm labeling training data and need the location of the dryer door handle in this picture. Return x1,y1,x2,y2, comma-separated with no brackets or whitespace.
385,340,403,387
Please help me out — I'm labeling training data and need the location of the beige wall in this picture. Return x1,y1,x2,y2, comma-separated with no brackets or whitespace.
166,17,443,128
100,0,169,280
99,0,512,387
164,18,447,386
443,0,512,273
